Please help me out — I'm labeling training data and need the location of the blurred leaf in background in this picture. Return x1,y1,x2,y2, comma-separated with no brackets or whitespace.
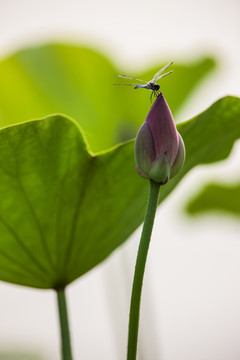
0,43,215,152
0,96,239,289
0,350,43,360
185,181,240,217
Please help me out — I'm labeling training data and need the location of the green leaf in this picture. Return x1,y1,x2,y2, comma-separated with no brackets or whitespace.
0,43,215,152
0,96,239,289
185,182,240,217
159,96,240,204
0,115,146,289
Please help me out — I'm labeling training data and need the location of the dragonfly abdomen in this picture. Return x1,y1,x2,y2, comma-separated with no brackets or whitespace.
134,84,148,90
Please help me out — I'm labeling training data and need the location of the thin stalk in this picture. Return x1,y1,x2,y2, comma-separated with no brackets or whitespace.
57,288,73,360
127,180,160,360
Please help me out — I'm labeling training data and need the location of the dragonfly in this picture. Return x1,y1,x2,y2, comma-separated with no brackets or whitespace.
114,60,173,101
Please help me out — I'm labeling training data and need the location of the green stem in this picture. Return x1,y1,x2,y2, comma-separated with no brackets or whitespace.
127,180,160,360
57,288,73,360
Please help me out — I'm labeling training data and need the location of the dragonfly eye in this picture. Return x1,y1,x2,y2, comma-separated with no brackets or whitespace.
154,84,160,91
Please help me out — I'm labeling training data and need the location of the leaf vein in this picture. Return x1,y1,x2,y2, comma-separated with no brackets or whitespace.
0,213,51,280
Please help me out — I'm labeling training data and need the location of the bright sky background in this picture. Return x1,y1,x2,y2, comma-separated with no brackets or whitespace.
0,0,240,359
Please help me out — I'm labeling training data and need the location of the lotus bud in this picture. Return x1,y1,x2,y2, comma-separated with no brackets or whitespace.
135,93,185,184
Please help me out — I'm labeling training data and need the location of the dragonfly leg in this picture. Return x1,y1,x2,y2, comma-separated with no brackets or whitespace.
150,91,154,103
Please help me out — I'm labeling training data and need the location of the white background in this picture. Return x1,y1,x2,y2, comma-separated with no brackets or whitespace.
0,0,240,359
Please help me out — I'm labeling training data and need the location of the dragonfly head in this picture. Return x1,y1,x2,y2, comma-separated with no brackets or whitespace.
149,83,160,91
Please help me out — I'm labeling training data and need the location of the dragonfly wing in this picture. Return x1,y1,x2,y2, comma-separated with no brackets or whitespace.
113,83,144,86
151,60,174,82
118,74,148,83
154,70,173,82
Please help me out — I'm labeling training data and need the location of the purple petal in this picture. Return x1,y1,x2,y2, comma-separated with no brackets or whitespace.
134,121,155,177
170,132,186,178
146,93,179,166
